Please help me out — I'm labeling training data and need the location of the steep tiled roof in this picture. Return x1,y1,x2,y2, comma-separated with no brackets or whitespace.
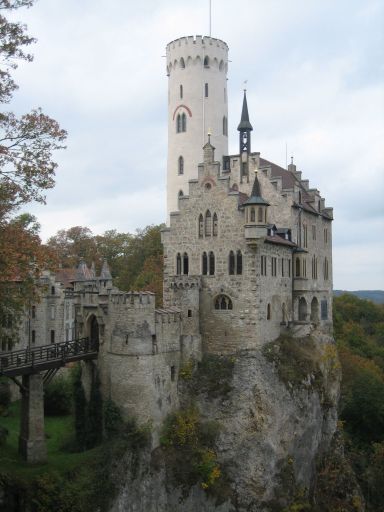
55,268,76,288
265,235,297,248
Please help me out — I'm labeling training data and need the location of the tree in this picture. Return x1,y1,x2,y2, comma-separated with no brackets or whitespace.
0,0,66,346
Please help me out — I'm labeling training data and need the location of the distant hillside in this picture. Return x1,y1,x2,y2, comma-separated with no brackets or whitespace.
333,290,384,304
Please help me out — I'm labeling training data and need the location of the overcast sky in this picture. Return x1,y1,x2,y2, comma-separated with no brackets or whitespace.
8,0,384,290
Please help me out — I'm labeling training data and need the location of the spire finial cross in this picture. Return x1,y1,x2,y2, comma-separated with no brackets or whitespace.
243,79,248,92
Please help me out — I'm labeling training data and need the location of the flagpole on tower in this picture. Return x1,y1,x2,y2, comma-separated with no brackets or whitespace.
209,0,212,36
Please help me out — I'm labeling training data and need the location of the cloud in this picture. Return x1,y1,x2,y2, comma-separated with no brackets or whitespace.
8,0,384,289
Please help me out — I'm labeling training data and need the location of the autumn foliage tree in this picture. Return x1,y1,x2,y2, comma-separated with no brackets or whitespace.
0,0,66,345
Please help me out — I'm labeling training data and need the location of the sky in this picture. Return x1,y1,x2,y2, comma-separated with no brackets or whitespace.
7,0,384,290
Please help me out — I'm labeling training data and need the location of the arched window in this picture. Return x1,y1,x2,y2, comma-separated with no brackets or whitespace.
198,214,204,238
214,295,232,310
180,57,185,68
205,210,212,236
258,207,263,222
204,56,209,67
176,114,182,133
250,208,255,222
180,84,183,99
213,213,218,236
236,250,243,275
209,251,215,275
183,253,189,275
299,297,307,321
295,258,301,277
232,183,238,191
223,116,228,136
267,303,271,320
229,251,235,275
181,112,187,132
205,83,208,97
178,155,184,175
202,252,208,275
178,190,184,198
176,253,182,275
311,297,319,323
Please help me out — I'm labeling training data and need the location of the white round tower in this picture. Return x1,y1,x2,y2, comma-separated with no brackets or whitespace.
166,35,229,217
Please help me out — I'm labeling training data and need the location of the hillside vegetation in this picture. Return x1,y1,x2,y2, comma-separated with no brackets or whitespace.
333,294,384,511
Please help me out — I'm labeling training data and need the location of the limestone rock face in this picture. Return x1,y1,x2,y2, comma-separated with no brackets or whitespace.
110,333,340,512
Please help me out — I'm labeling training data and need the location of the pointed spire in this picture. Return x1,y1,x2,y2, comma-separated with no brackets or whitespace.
99,259,112,280
76,258,92,281
237,90,253,132
242,172,270,206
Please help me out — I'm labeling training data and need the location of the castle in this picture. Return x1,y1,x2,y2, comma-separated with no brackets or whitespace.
7,36,333,438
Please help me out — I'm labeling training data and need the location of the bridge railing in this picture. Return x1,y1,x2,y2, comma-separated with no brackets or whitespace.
0,337,98,375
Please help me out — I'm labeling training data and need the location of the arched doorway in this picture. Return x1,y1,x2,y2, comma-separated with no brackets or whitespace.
88,315,99,350
310,297,319,323
298,297,307,322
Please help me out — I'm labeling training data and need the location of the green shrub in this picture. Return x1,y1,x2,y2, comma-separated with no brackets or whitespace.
0,378,11,410
104,399,123,439
44,376,72,416
0,425,8,446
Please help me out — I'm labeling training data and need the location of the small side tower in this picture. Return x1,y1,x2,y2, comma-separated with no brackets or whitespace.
166,35,229,218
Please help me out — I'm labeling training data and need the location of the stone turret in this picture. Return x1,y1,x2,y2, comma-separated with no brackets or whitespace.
243,171,269,241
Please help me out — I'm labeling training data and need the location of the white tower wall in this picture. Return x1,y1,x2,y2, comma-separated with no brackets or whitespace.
166,36,229,217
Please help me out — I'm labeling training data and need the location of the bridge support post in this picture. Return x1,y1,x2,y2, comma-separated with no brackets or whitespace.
19,374,47,463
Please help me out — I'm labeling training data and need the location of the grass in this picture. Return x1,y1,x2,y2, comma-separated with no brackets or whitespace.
0,401,99,481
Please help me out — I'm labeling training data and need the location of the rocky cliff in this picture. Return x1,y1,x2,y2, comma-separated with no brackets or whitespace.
110,332,341,512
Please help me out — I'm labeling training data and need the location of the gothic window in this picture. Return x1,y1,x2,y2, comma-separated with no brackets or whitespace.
303,258,307,277
303,224,308,248
295,257,300,277
229,251,235,275
209,251,215,275
267,303,271,320
50,330,55,344
205,83,209,97
213,213,218,236
178,190,184,199
250,208,255,222
178,155,184,175
236,250,243,275
198,214,204,238
261,255,267,276
214,295,232,310
205,210,212,236
176,253,182,275
31,305,36,319
202,252,208,275
180,57,185,68
51,286,55,295
183,253,189,275
271,257,277,276
180,84,183,98
232,183,238,191
181,112,187,132
324,258,329,280
223,116,228,136
31,330,36,344
258,207,263,223
204,56,209,67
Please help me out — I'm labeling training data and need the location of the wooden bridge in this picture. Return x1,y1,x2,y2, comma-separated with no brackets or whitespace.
0,337,99,378
0,337,99,464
